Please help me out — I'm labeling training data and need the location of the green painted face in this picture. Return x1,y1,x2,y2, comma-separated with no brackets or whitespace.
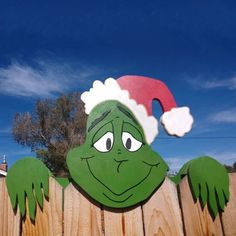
67,101,168,208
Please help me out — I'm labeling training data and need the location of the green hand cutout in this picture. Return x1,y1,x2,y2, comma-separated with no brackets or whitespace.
6,158,51,220
67,101,168,208
172,156,229,218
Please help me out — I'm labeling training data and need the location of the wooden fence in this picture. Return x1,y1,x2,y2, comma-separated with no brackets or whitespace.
0,173,235,236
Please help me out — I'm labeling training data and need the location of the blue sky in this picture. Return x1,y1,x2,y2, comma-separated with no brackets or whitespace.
0,0,236,171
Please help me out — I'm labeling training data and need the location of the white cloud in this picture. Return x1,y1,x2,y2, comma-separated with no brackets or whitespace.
0,61,101,98
185,76,236,90
209,107,236,124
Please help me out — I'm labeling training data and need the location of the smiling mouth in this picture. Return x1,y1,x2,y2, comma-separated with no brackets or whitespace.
84,158,160,202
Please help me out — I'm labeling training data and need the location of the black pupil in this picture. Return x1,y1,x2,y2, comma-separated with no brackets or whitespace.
125,138,132,150
106,138,112,150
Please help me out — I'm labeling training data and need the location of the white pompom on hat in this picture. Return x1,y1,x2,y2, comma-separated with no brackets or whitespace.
81,75,194,144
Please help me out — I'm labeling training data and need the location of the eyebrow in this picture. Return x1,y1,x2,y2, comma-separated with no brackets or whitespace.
88,110,111,132
117,105,138,125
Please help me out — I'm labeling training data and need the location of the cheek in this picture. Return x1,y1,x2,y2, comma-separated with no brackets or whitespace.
67,148,90,173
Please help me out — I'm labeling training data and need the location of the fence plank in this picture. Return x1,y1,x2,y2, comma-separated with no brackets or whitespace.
22,177,63,236
179,177,223,236
104,208,123,236
0,177,20,236
103,205,144,236
222,173,236,236
142,177,184,236
64,184,102,236
123,206,144,236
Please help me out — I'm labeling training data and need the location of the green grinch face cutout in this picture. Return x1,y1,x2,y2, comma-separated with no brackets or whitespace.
67,101,168,208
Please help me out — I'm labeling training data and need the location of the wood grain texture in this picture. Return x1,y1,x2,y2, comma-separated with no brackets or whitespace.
22,177,63,236
103,206,144,236
123,206,144,236
2,174,236,235
142,178,184,236
103,208,123,236
64,183,102,236
222,173,236,236
0,177,20,236
179,176,223,236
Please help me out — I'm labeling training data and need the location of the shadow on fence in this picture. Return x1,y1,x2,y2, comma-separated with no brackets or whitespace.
0,174,235,236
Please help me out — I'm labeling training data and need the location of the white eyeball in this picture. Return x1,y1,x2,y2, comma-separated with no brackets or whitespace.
93,132,114,152
122,132,142,152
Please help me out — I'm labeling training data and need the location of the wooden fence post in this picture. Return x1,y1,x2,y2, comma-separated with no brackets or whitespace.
142,178,184,236
122,206,144,236
64,183,103,236
221,173,236,236
179,177,223,236
0,177,20,236
103,205,144,236
22,177,63,236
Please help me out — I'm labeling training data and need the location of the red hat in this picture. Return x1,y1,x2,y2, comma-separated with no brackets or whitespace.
81,75,193,144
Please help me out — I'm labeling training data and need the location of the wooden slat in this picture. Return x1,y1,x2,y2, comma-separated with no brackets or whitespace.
103,208,123,236
104,205,144,236
22,177,63,236
64,183,102,236
123,206,144,236
142,177,184,236
222,173,236,236
0,177,21,236
179,177,223,236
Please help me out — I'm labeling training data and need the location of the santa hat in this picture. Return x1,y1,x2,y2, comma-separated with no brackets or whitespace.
81,75,194,144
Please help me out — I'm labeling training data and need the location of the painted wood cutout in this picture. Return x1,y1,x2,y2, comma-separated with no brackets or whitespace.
6,75,229,220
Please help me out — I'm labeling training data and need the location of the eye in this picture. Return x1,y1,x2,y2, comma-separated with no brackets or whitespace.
122,132,142,152
93,132,114,152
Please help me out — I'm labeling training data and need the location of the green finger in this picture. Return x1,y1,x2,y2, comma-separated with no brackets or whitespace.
18,192,26,217
200,182,207,208
32,171,44,208
170,175,181,185
223,186,230,203
188,175,199,200
208,186,218,219
216,187,226,211
9,191,17,209
41,174,49,198
26,190,36,220
6,182,17,209
34,183,43,209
